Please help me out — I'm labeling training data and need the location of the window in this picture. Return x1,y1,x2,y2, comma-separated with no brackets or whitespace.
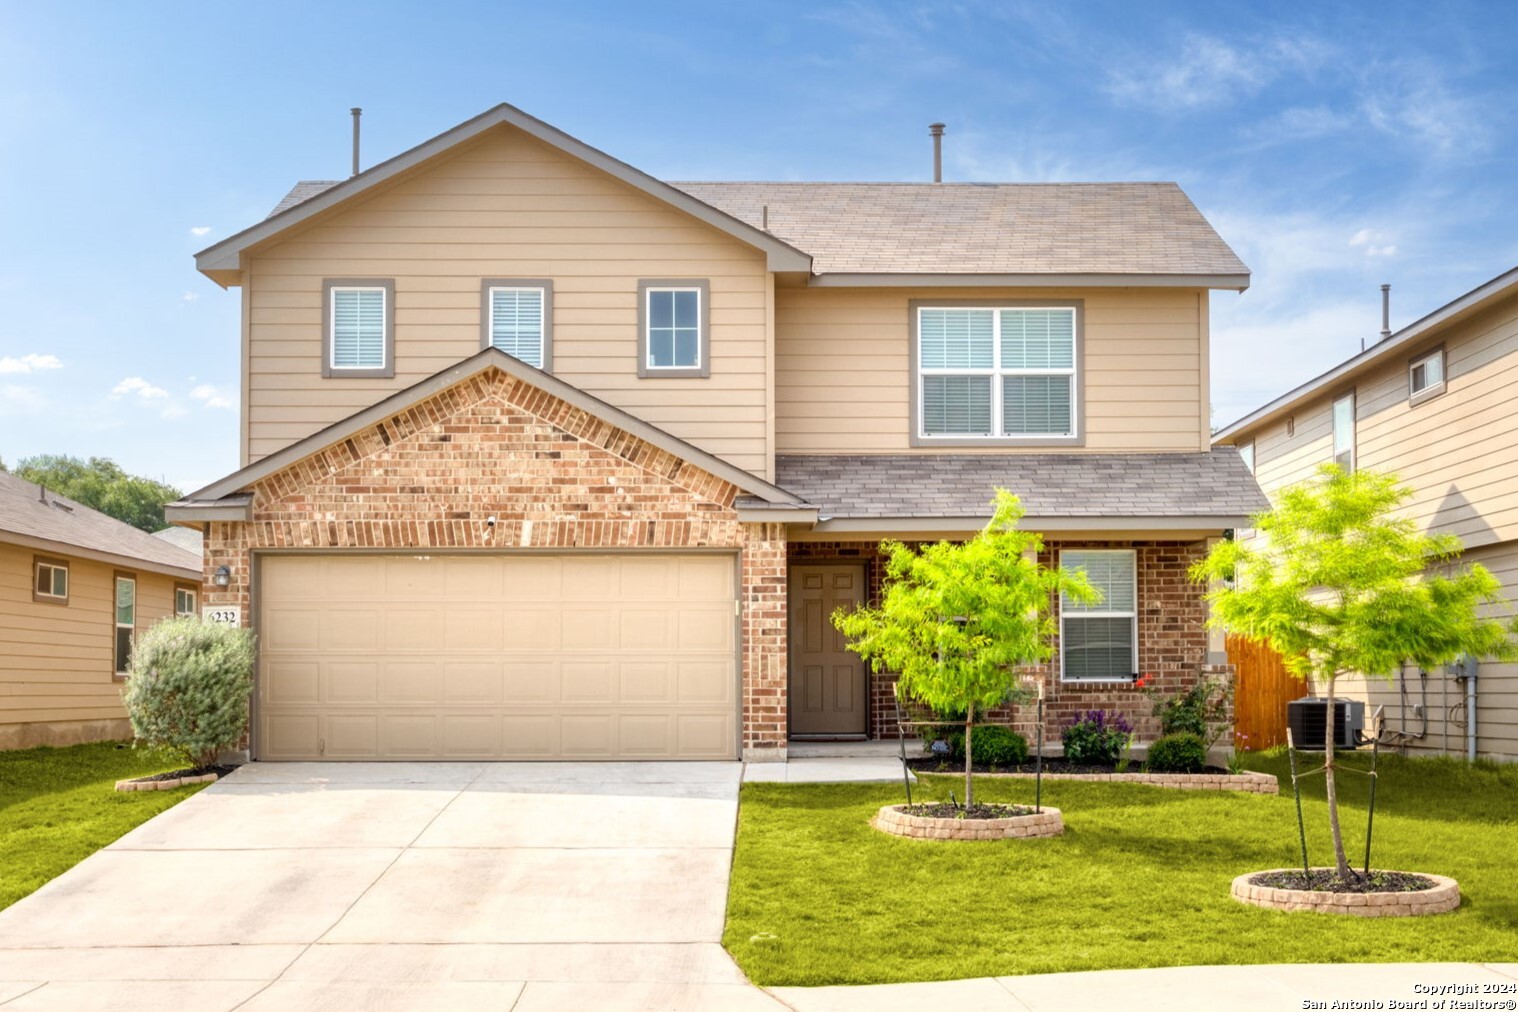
913,303,1080,444
33,557,68,603
1060,550,1137,682
114,574,136,675
175,585,197,617
1237,441,1255,475
1333,392,1356,471
637,280,710,378
322,279,395,378
482,280,552,370
1409,348,1446,404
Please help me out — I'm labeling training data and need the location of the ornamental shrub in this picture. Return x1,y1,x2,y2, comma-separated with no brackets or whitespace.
1150,675,1232,746
121,616,255,770
964,725,1029,766
1061,709,1132,765
1146,732,1208,773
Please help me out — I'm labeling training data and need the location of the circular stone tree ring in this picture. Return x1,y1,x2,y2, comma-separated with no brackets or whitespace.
873,804,1064,841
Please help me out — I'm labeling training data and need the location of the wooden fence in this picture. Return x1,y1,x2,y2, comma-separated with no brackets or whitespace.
1227,634,1308,750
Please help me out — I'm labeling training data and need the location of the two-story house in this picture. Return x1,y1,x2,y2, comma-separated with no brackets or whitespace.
168,103,1265,763
1215,266,1518,762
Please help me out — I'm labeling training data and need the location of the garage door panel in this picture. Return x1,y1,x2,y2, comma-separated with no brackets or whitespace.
258,553,737,760
502,660,559,703
326,661,380,703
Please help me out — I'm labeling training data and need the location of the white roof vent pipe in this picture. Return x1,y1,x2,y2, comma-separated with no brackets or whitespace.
351,107,363,177
929,123,946,183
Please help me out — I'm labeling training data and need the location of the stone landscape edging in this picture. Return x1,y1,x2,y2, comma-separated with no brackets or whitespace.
927,769,1279,794
1230,869,1460,916
114,772,219,792
873,803,1064,841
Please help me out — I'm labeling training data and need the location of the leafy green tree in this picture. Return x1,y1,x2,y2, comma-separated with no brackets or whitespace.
123,616,255,770
832,490,1099,806
14,455,182,533
1193,465,1518,881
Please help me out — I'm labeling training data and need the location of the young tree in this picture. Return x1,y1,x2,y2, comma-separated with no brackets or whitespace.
832,490,1099,807
14,454,182,533
1193,465,1518,880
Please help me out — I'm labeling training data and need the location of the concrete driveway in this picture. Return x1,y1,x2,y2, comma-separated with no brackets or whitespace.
0,761,783,1010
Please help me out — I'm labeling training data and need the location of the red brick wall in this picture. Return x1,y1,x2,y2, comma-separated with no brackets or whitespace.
203,368,789,757
788,538,1229,745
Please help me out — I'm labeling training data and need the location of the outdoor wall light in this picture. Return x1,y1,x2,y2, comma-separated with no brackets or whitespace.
214,565,231,588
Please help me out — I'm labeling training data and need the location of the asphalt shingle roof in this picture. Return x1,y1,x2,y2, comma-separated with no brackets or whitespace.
0,472,201,573
773,451,1269,520
150,526,204,555
673,182,1246,277
266,179,1245,278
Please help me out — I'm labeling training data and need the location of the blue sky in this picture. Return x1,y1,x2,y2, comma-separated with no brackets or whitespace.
2,1,1514,492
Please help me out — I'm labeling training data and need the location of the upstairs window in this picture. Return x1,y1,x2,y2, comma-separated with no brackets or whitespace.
638,280,710,378
914,304,1080,444
33,557,68,604
483,280,552,370
323,279,395,378
1409,348,1445,404
1060,550,1137,682
1333,392,1356,472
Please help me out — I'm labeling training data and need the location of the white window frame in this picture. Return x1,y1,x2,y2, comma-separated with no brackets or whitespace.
1058,549,1138,683
1333,392,1356,472
1408,347,1446,405
114,573,136,676
912,303,1081,446
175,585,198,617
481,279,552,370
322,279,395,378
639,283,707,376
33,558,69,602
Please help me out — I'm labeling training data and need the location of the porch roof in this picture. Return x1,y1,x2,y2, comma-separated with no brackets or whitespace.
771,450,1269,527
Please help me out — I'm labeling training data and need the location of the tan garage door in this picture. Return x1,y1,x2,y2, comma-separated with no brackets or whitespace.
257,553,738,760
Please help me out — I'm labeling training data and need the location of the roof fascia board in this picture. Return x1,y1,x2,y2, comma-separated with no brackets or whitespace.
163,502,253,523
808,272,1250,291
196,104,812,278
0,531,199,579
186,348,803,506
735,506,819,524
1215,265,1518,442
810,515,1247,534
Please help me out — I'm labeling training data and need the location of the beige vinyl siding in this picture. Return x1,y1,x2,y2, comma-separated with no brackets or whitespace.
1328,541,1518,760
0,543,177,744
774,286,1208,453
244,125,771,476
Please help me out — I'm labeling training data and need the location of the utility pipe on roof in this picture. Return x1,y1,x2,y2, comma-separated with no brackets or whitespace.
351,107,363,177
1380,284,1392,342
930,123,945,183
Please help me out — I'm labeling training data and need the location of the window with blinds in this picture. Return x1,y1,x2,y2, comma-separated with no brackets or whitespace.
330,287,387,369
1059,549,1137,681
488,287,546,367
917,306,1077,438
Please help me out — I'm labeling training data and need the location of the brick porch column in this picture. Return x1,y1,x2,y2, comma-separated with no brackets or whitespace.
741,522,788,762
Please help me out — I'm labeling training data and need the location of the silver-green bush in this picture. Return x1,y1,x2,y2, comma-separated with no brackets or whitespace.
121,616,255,769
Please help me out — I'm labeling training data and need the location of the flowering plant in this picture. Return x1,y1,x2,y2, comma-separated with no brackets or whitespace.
1061,709,1134,765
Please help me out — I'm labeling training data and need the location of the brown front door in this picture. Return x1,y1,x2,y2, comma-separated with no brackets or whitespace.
788,564,867,737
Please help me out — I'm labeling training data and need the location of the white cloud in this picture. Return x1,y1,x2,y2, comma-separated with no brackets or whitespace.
190,383,234,409
111,376,170,399
181,291,199,302
1349,229,1397,258
0,353,62,374
1106,32,1337,112
189,226,212,237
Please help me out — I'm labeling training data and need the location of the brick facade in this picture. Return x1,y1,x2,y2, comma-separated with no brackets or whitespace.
202,367,788,759
788,538,1230,746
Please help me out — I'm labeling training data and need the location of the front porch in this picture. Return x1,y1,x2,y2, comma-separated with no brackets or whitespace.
783,537,1231,748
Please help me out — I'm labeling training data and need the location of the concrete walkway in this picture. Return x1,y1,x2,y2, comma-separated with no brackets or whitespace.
0,761,780,1010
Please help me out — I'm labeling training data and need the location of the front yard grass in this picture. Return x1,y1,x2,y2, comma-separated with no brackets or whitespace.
0,740,208,910
724,751,1518,986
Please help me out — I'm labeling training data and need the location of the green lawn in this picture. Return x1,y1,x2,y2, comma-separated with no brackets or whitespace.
0,741,209,910
724,751,1518,986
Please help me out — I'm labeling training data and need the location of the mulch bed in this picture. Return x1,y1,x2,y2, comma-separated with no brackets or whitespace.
136,764,239,783
898,802,1034,820
905,757,1228,776
1250,869,1437,893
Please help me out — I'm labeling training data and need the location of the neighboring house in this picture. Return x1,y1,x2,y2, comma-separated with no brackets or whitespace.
1214,266,1518,761
168,103,1266,762
0,472,201,750
151,525,204,556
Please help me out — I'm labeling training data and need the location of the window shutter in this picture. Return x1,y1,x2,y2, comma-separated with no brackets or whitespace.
332,289,386,368
923,375,992,435
490,288,545,367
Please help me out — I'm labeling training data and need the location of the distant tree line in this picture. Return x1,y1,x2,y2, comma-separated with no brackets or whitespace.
1,454,183,533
